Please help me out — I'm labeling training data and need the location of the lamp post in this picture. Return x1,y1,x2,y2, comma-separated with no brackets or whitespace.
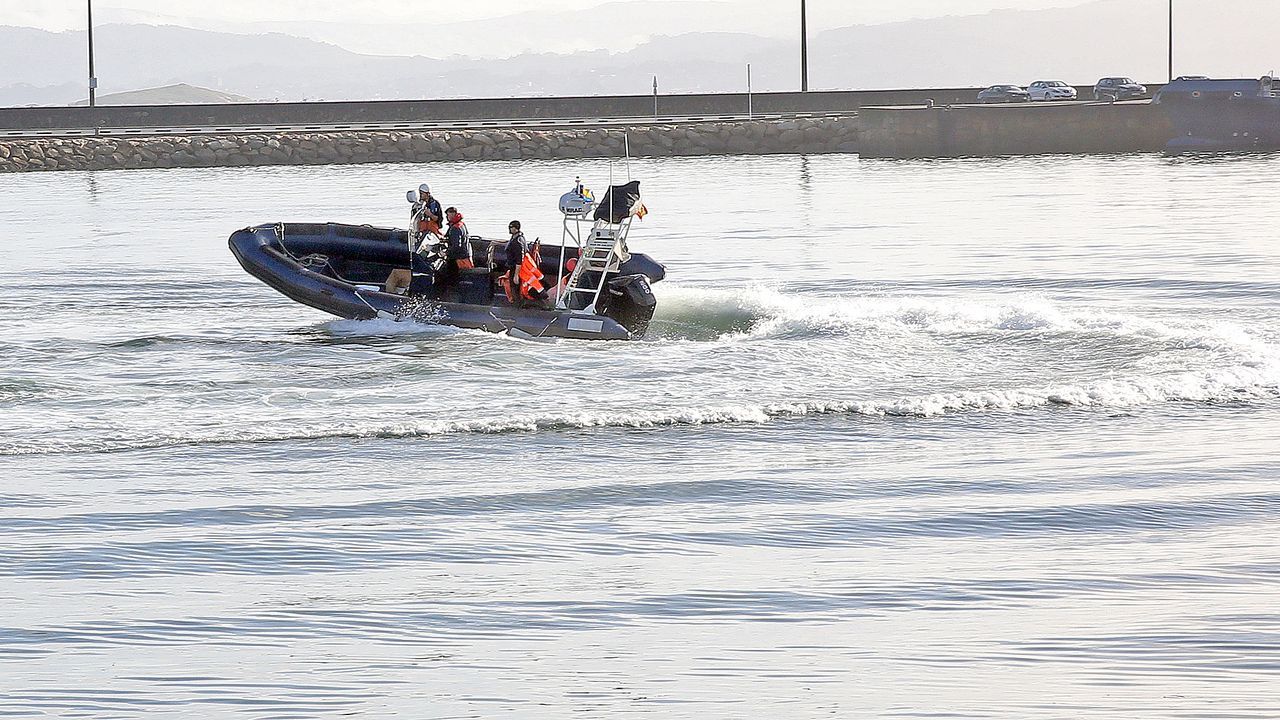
800,0,809,92
87,0,98,107
1167,0,1173,82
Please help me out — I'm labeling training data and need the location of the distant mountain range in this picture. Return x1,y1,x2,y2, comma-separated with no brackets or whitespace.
2,0,1274,107
95,1,783,58
72,83,251,106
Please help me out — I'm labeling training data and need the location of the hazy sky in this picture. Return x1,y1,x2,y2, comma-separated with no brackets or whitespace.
2,0,1086,31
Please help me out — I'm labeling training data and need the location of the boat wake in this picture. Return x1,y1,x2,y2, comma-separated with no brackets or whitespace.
4,287,1277,457
650,284,1275,351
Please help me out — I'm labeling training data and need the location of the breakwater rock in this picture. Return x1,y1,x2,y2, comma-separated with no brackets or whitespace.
0,117,858,173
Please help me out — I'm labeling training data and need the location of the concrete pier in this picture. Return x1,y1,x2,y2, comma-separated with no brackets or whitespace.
857,102,1173,158
0,87,1014,132
0,99,1190,173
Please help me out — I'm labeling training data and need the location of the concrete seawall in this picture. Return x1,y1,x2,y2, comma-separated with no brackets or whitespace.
0,117,859,173
0,103,1186,173
5,86,1168,132
0,87,1067,131
858,102,1173,158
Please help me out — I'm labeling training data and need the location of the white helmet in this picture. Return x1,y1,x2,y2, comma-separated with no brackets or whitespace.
406,189,419,203
419,183,431,195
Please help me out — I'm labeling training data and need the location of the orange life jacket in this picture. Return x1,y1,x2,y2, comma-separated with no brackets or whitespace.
417,217,441,237
517,252,545,300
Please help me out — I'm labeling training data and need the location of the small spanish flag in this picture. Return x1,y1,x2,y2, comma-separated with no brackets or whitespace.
630,198,649,220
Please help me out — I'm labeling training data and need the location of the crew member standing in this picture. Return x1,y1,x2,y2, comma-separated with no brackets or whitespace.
415,183,444,229
503,220,529,302
387,186,443,295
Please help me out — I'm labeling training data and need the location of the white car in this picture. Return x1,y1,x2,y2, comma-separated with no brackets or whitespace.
1028,80,1078,101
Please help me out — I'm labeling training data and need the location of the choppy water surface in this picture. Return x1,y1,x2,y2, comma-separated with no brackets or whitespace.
2,153,1279,718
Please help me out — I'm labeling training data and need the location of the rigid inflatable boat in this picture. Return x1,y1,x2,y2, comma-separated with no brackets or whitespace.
229,180,664,340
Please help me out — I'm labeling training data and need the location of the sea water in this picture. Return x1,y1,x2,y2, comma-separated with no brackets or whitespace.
1,153,1278,718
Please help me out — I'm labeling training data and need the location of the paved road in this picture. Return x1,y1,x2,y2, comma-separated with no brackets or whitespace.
0,112,843,140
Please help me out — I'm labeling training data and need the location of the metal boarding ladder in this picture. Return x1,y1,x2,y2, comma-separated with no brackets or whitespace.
562,220,630,314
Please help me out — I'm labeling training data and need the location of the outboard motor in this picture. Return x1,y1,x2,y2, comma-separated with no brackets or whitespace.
600,274,657,338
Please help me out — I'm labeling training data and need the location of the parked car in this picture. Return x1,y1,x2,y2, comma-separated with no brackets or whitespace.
1172,75,1210,82
1028,80,1078,101
1093,77,1147,102
977,85,1031,104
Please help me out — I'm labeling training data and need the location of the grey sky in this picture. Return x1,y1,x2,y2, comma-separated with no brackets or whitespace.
3,0,1086,32
3,0,1273,104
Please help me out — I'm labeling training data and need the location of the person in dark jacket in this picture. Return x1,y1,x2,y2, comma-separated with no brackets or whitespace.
387,186,443,295
439,207,473,300
503,220,528,302
415,183,444,228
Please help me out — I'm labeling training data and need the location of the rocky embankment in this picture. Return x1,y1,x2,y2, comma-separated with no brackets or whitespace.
0,117,857,173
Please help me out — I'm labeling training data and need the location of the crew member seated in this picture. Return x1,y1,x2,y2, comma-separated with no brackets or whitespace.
439,207,474,300
552,256,578,303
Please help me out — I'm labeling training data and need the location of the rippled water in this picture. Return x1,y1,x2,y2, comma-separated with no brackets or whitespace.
2,153,1279,718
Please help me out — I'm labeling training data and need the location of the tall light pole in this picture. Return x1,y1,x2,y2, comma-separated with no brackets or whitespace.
800,0,809,92
1167,0,1173,82
87,0,98,107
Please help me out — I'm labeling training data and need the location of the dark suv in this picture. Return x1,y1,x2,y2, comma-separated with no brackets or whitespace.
1093,77,1147,102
